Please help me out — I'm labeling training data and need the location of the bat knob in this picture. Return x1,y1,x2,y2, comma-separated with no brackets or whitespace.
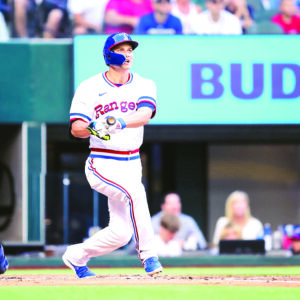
106,116,116,126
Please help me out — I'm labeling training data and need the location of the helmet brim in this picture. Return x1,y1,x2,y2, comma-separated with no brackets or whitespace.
108,40,139,51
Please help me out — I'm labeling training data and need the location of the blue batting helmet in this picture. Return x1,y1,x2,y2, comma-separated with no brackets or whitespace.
103,32,139,66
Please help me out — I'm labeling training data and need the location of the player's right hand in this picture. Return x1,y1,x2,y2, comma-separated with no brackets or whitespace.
106,117,126,134
87,120,110,141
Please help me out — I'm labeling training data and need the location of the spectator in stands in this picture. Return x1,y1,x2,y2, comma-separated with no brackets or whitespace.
190,0,242,34
271,0,300,33
296,0,300,14
0,6,9,40
13,0,30,37
212,190,263,246
219,222,242,240
135,0,182,34
13,0,70,38
104,0,153,34
225,0,253,33
151,192,207,250
171,0,202,34
153,213,182,257
282,224,300,254
68,0,108,35
257,0,300,14
42,0,70,38
291,239,300,254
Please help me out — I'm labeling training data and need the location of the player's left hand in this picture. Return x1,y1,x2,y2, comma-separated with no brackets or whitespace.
87,119,110,141
107,117,126,134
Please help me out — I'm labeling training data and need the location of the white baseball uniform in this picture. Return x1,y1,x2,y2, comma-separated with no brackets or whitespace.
64,71,158,265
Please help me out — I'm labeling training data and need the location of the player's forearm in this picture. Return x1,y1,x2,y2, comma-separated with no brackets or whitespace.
71,120,90,138
14,0,28,37
74,14,101,32
123,107,152,128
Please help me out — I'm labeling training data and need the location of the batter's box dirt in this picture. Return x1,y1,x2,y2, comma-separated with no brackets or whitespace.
1,274,300,287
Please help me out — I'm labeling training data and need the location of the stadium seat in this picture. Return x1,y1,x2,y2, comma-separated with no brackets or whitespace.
246,0,277,22
246,20,284,34
194,0,206,5
254,9,279,22
246,0,265,12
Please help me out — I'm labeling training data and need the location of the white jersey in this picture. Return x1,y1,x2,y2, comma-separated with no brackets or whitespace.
171,3,200,35
153,234,182,257
190,10,242,35
68,0,109,27
70,72,157,152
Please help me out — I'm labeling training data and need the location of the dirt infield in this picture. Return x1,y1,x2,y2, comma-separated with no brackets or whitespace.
1,274,300,287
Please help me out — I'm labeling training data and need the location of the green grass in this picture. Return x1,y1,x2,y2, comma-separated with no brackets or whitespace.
1,285,300,300
2,267,300,300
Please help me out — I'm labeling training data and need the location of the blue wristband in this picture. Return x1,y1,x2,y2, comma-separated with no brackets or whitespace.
118,118,127,129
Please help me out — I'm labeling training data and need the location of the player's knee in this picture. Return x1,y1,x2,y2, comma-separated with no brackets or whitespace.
119,231,133,246
121,232,133,246
112,226,132,246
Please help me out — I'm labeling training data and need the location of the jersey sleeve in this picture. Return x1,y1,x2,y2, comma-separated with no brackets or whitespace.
68,0,84,14
136,79,157,118
69,82,93,124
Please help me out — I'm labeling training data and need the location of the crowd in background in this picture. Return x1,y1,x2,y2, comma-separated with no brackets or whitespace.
0,0,300,40
147,191,300,257
116,190,300,257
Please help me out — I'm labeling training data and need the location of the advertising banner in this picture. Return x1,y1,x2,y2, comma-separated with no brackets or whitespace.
74,35,300,125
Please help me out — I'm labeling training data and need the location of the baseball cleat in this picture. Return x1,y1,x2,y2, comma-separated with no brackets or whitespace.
62,254,96,279
143,256,163,276
0,245,9,275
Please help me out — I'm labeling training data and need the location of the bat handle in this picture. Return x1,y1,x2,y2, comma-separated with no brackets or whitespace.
106,116,116,126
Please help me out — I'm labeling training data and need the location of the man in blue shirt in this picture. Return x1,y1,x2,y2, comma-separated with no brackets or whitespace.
135,0,183,34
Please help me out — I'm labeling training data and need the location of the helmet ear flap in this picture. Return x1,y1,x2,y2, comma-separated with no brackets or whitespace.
104,49,126,66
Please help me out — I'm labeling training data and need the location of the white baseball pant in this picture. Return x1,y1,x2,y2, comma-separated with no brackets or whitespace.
64,154,158,266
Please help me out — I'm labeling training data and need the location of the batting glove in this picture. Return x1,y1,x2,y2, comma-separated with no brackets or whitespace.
87,119,110,141
107,117,126,134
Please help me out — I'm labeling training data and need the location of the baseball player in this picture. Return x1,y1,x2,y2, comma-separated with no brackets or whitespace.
62,32,163,278
0,244,8,275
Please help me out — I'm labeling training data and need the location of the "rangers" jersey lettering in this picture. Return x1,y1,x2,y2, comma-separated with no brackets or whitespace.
95,101,136,118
